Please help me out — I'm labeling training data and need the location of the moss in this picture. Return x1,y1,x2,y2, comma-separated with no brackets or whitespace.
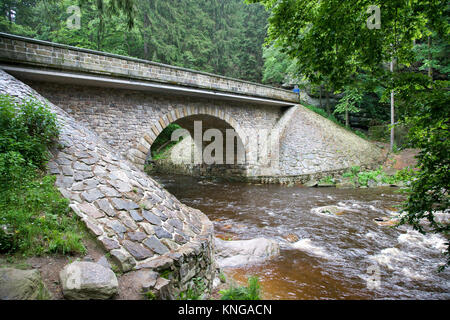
144,290,157,300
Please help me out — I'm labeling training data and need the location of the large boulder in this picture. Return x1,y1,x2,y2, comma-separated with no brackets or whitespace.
214,237,280,268
59,261,118,300
0,268,52,300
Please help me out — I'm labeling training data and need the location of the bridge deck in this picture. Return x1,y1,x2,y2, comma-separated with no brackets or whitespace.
0,33,298,106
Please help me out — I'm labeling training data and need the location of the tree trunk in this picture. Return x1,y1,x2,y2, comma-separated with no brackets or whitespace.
390,59,395,152
143,13,150,60
319,85,323,108
345,107,349,128
428,36,433,80
325,89,331,116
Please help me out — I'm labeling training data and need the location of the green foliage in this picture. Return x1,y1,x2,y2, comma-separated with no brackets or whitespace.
0,0,268,82
144,290,156,300
334,86,363,127
262,44,298,85
151,123,183,160
219,272,226,283
0,95,85,255
341,166,413,187
219,276,261,300
319,176,335,185
0,95,59,172
178,277,206,300
302,103,368,140
159,269,172,280
394,76,450,269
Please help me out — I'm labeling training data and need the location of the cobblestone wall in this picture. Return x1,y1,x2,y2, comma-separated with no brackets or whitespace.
24,81,282,172
277,106,385,178
0,70,216,299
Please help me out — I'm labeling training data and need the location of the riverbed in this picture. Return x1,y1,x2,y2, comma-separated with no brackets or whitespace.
153,174,449,300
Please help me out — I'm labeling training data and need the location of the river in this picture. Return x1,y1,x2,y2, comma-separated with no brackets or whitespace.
153,174,449,300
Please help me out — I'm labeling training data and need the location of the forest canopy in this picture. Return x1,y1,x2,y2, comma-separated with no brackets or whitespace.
0,0,268,83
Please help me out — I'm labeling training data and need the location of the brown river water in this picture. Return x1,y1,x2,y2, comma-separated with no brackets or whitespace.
153,174,449,300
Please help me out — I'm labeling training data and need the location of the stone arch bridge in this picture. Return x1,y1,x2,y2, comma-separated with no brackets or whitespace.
0,33,383,183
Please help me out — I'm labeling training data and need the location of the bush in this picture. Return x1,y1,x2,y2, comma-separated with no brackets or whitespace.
0,94,85,255
219,276,261,300
0,94,58,172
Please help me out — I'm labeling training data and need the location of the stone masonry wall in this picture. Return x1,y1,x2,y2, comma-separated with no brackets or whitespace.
0,70,216,299
277,106,385,178
0,33,298,103
23,80,283,171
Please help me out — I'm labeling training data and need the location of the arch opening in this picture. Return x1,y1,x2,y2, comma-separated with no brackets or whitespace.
143,111,248,179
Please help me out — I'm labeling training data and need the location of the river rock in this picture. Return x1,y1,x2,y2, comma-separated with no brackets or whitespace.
304,180,318,187
284,233,300,243
311,205,345,217
214,237,280,268
59,261,118,299
0,268,52,300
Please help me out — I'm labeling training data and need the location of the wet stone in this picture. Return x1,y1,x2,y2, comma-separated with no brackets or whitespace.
122,240,153,261
142,210,162,226
143,236,169,255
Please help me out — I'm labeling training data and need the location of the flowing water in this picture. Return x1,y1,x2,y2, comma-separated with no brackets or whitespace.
153,174,449,300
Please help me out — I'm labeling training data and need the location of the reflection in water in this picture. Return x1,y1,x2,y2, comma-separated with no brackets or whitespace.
153,174,449,299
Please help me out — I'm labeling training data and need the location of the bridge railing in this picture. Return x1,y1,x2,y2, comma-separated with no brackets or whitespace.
0,32,298,103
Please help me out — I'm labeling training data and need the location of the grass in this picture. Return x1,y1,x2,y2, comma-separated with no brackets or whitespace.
0,175,87,256
342,166,414,187
219,276,261,300
301,103,369,140
0,94,86,257
178,277,207,300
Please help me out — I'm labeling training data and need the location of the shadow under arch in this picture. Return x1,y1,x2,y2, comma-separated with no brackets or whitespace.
130,106,249,177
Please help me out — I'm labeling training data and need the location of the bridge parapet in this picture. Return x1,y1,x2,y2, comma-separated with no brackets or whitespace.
0,33,298,103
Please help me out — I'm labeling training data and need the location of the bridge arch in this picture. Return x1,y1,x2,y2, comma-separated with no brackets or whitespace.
128,106,249,172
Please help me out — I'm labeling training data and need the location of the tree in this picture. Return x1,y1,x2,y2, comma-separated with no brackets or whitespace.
253,0,449,267
333,86,363,128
